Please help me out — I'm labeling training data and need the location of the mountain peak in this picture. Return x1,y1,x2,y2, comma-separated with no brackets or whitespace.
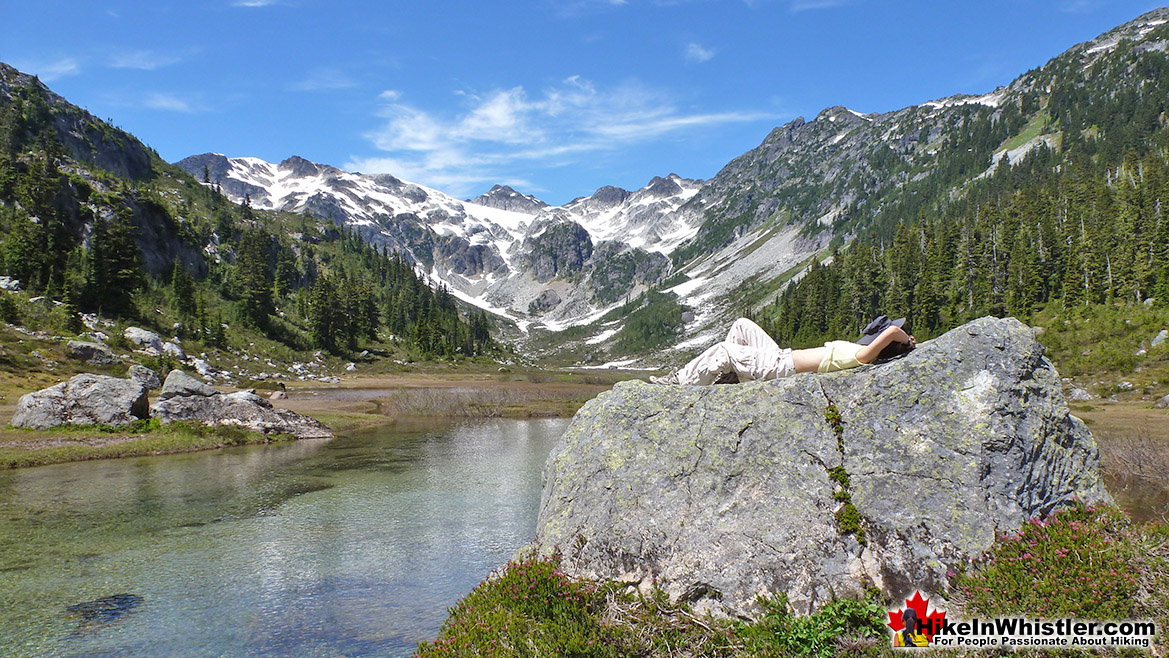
279,155,326,178
469,185,548,213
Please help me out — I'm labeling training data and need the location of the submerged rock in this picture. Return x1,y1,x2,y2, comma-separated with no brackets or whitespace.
152,370,332,439
66,593,143,624
12,374,148,429
532,317,1110,617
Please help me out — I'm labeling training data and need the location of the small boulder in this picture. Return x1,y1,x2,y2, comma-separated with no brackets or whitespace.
0,275,20,291
12,374,148,429
67,340,118,366
128,365,162,391
192,359,216,376
152,370,331,439
1153,329,1168,348
1067,388,1095,402
162,342,186,360
269,390,288,401
158,369,217,399
1154,394,1169,409
123,327,164,354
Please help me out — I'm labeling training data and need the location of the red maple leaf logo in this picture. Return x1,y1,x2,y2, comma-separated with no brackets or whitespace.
887,590,947,642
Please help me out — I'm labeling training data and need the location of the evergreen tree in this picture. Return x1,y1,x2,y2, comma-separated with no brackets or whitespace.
171,259,197,321
236,228,273,326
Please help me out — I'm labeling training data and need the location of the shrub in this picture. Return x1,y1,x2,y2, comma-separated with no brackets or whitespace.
415,552,628,657
736,592,888,658
958,502,1140,619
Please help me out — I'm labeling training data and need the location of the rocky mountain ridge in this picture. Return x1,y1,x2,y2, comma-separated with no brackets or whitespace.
176,153,703,332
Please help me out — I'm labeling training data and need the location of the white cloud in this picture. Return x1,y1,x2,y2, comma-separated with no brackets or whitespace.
347,76,775,197
789,0,847,11
232,0,280,6
143,92,209,113
1059,0,1103,13
685,42,716,63
11,57,81,82
292,67,357,91
109,50,182,70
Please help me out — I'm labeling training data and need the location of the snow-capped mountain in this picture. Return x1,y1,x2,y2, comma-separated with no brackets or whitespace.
176,153,704,331
178,7,1169,367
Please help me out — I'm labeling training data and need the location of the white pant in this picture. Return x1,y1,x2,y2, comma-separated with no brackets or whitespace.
676,318,794,385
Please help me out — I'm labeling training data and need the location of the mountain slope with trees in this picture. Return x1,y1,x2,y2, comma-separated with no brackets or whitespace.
0,62,498,388
749,9,1169,388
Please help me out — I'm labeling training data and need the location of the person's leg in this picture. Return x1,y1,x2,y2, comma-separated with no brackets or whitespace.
675,342,771,385
725,318,780,352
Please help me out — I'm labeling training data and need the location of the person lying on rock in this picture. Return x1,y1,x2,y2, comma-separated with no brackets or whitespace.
650,316,915,386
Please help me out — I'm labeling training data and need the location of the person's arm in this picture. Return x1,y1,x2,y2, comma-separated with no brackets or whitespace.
856,325,915,364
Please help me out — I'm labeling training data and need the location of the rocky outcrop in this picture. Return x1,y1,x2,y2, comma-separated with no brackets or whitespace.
519,221,594,283
529,289,562,313
12,374,149,429
152,370,332,439
532,317,1110,617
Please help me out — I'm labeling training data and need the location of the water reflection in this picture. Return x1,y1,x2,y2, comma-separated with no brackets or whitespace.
0,417,568,658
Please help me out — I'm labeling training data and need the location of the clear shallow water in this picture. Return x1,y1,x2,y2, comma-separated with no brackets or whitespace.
0,417,569,658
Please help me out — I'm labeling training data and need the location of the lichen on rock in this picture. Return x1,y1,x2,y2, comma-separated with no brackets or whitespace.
531,316,1110,618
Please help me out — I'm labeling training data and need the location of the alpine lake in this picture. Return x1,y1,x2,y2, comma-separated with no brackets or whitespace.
0,416,570,657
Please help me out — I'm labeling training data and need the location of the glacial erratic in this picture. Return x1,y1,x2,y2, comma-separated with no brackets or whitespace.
531,316,1110,618
12,374,149,429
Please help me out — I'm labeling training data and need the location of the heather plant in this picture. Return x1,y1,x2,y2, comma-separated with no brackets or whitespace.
414,552,631,657
958,502,1140,619
415,551,894,658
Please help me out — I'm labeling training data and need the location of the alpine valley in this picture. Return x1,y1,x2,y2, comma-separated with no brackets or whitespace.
4,7,1169,371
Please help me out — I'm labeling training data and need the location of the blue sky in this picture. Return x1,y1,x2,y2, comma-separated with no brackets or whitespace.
3,0,1164,205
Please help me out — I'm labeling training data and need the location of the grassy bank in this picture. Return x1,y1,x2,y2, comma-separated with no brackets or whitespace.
0,419,295,469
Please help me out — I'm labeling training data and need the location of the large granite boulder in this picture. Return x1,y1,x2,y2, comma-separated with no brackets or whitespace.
12,374,148,429
151,370,332,439
532,317,1110,617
